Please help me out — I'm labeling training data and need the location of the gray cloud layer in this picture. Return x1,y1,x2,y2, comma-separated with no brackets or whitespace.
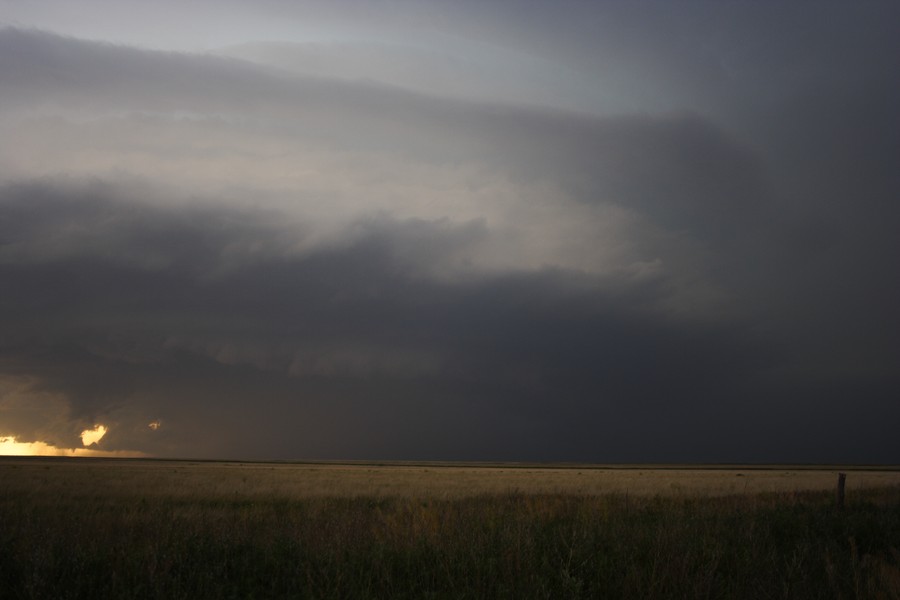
1,13,899,462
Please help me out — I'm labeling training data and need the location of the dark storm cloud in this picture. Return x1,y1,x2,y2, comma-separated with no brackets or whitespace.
3,179,893,462
0,27,761,188
420,2,900,117
0,27,476,135
0,180,778,460
1,6,899,462
0,27,775,284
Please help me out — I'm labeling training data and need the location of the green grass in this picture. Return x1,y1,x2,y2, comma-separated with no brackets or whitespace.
1,465,899,599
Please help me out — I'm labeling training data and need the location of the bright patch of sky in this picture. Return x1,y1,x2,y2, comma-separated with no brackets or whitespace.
0,435,145,457
80,424,107,447
0,0,348,50
0,0,629,114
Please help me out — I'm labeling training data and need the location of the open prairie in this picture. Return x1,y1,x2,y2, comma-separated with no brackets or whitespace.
2,458,899,599
2,457,900,499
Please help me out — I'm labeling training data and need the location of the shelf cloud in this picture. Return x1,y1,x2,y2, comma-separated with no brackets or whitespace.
1,2,898,462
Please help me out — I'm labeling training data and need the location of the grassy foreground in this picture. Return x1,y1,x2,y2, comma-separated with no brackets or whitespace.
1,461,899,599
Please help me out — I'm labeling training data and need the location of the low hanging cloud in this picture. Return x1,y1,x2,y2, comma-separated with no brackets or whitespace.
1,16,899,462
0,176,769,459
0,29,766,304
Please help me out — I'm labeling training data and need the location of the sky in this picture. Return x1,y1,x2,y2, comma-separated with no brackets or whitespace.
1,1,898,462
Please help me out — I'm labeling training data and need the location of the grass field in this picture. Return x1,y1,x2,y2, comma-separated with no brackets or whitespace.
1,458,899,598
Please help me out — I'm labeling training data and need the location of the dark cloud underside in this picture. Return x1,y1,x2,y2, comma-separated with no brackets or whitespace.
1,5,899,462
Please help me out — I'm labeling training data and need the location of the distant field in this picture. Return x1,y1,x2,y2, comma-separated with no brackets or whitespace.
0,457,900,498
2,458,899,599
2,457,898,499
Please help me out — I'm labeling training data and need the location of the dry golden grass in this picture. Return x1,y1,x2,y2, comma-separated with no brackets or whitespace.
2,457,898,499
2,457,899,599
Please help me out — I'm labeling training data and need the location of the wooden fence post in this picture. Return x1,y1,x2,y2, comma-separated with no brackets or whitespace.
836,472,846,509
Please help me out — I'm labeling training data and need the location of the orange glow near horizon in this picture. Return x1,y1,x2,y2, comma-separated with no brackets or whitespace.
80,424,108,446
0,435,147,458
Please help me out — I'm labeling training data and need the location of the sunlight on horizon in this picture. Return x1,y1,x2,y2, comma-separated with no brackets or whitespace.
0,435,147,457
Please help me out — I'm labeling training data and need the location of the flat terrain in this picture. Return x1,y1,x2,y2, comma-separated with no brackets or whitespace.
2,458,899,599
2,457,898,498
